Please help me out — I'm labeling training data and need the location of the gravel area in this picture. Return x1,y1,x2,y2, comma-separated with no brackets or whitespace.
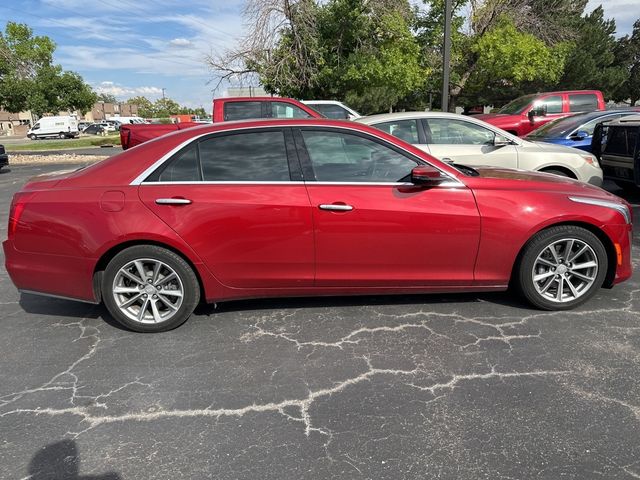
7,153,108,164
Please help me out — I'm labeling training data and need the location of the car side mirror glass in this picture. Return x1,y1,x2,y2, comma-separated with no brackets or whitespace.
411,165,447,185
528,105,547,120
493,135,511,147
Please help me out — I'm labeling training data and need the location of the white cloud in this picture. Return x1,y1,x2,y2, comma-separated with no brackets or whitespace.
169,38,194,48
94,81,164,99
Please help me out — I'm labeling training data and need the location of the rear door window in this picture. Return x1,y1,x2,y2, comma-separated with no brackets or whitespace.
310,104,349,119
270,102,313,119
569,94,599,113
604,127,638,157
374,119,420,144
223,101,263,121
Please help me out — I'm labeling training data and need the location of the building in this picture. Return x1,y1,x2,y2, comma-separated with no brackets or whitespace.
83,102,140,122
0,110,33,137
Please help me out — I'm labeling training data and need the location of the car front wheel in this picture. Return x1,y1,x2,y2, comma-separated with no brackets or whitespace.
515,225,607,310
102,245,200,332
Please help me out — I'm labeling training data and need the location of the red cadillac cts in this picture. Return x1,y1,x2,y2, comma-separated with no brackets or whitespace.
3,119,633,332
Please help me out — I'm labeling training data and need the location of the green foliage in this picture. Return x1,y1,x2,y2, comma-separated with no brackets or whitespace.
126,95,204,118
0,21,96,115
127,96,154,117
557,6,627,96
472,17,568,84
96,93,117,103
614,19,640,105
254,0,426,114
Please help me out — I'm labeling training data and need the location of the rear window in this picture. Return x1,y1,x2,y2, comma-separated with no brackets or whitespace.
223,101,263,121
270,102,313,119
310,104,350,119
603,126,638,157
569,94,599,112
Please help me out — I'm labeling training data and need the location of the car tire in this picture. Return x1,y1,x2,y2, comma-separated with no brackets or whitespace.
515,225,607,310
58,132,66,139
102,245,200,332
614,181,640,194
29,134,37,140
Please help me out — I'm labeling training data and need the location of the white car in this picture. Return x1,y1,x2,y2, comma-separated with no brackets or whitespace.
356,112,603,185
302,100,361,120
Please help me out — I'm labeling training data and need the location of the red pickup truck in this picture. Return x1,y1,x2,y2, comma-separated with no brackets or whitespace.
475,90,605,137
120,97,322,150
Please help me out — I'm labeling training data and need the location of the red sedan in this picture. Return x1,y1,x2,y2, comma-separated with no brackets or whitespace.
3,119,633,332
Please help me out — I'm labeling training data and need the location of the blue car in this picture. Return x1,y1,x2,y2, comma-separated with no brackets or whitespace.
525,110,640,152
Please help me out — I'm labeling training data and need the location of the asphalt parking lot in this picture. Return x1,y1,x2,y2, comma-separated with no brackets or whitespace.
1,163,640,479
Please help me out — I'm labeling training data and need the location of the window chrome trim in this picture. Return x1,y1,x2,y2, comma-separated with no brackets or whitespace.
568,196,632,224
129,123,465,186
139,180,465,187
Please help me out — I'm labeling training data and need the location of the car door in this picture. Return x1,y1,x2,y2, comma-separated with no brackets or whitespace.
138,127,315,288
421,117,518,169
294,127,481,287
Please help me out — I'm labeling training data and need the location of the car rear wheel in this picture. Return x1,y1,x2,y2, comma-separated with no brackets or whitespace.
58,132,65,139
102,245,200,332
29,134,37,140
515,226,607,310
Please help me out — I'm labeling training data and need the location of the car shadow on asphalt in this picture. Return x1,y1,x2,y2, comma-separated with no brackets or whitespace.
27,439,121,479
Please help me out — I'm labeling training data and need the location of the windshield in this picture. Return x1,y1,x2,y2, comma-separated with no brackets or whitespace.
527,111,629,138
497,94,536,115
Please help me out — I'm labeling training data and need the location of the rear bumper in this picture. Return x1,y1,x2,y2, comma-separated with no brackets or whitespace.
0,153,8,168
3,239,98,302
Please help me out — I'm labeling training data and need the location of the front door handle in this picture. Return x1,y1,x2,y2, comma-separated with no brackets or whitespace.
155,198,192,205
319,204,353,212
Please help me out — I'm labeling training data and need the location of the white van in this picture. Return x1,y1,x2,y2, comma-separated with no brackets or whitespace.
27,116,79,140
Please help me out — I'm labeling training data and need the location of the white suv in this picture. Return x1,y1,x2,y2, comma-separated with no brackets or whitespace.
356,111,603,185
302,100,361,120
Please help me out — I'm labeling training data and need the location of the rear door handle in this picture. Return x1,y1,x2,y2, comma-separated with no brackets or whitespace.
155,198,192,205
319,204,353,211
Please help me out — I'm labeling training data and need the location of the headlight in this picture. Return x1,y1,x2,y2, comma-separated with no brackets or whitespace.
580,154,599,167
569,196,632,224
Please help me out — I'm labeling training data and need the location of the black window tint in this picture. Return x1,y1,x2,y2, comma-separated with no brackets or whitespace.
569,94,599,112
311,104,349,119
156,143,201,182
199,131,290,181
270,102,313,119
301,130,417,182
539,95,563,114
604,127,635,157
374,120,420,144
224,101,263,121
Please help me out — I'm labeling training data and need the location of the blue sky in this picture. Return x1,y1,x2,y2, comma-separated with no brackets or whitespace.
0,1,637,112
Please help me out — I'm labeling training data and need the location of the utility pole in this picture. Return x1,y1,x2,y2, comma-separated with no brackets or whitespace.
441,0,452,112
161,88,166,100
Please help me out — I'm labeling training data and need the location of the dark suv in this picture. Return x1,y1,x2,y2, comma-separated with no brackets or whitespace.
0,144,8,171
593,115,640,191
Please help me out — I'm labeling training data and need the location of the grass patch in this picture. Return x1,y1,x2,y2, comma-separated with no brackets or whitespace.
6,134,120,151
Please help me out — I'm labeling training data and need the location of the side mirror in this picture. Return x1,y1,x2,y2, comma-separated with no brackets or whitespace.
493,135,511,147
570,130,589,140
528,105,547,120
411,165,447,185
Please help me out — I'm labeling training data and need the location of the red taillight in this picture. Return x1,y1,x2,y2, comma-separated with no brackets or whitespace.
8,193,33,238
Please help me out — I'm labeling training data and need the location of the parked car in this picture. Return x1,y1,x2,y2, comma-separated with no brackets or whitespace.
27,116,80,140
302,100,361,120
476,90,605,137
356,112,603,185
525,110,640,152
4,119,632,332
77,121,93,131
111,116,147,125
97,122,117,132
82,124,107,135
592,115,640,191
120,96,324,150
0,144,8,171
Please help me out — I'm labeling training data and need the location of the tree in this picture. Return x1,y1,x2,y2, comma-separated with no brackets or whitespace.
127,96,154,117
153,97,181,117
415,0,583,109
96,93,117,103
614,19,640,106
209,0,425,114
557,6,626,97
0,22,96,115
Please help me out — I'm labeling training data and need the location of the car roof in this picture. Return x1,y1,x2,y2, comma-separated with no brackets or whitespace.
602,114,640,126
356,111,469,124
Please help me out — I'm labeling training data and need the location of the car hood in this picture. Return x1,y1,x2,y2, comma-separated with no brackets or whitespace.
465,166,616,198
518,139,588,156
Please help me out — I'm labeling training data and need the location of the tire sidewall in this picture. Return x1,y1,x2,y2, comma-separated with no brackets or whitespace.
518,226,608,310
102,245,200,332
